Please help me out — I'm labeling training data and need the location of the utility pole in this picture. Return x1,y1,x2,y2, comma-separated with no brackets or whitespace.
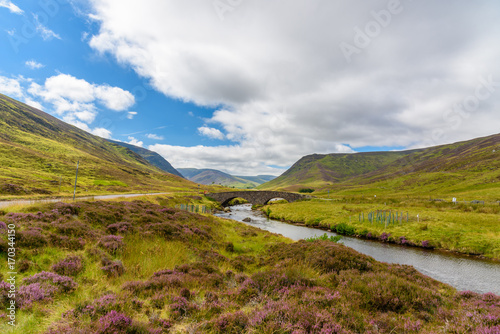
73,160,79,201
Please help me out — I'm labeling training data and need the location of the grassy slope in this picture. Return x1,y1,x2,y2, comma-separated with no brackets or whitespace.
106,139,184,178
0,94,196,198
1,198,499,333
260,133,500,199
259,151,415,191
264,199,500,260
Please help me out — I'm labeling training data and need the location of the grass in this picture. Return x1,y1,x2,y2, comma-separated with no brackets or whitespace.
0,198,499,333
263,198,500,259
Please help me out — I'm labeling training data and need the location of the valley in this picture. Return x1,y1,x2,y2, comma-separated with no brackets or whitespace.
0,94,498,333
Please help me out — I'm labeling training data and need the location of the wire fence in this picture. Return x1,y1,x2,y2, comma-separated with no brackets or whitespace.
175,204,214,214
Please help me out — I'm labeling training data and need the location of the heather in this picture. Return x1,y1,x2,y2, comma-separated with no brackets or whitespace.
0,199,499,333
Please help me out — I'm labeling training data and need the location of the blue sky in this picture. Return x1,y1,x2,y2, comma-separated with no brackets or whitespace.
0,0,224,148
1,1,499,175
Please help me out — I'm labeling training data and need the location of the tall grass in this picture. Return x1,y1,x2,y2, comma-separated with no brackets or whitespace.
265,199,500,259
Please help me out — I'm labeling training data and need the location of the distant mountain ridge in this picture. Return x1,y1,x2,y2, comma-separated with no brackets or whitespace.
178,168,276,189
259,133,500,198
106,139,183,178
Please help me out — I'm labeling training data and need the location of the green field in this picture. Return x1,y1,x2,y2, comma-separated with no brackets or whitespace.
263,198,500,260
1,197,499,333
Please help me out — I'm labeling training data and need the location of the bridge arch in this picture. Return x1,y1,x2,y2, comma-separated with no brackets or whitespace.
206,191,309,207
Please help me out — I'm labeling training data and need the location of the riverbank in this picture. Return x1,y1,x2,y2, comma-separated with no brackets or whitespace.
262,199,500,261
1,198,499,333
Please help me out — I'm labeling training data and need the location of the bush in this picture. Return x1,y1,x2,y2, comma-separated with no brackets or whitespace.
304,233,342,243
18,228,47,248
101,259,125,278
333,223,356,236
52,255,84,276
97,311,132,333
298,188,315,193
98,235,124,254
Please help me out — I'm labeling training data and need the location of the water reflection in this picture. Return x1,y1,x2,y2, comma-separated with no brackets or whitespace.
216,204,500,295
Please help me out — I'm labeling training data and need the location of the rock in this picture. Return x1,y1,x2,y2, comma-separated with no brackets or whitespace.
224,207,231,213
242,217,252,222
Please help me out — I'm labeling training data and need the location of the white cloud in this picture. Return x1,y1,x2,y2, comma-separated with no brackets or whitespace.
33,14,61,40
92,127,112,139
0,75,23,98
126,111,137,119
94,85,135,111
83,1,500,171
28,73,135,124
24,98,44,110
127,136,143,147
146,133,164,140
0,0,22,14
25,60,44,69
198,126,224,140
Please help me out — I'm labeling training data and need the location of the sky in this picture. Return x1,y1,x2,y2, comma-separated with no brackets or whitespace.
0,0,499,176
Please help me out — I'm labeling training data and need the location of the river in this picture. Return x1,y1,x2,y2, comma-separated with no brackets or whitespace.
216,204,500,295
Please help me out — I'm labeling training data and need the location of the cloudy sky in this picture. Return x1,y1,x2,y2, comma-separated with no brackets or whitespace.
1,1,499,176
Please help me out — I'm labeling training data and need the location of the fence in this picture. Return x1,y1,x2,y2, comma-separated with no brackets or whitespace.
176,204,213,214
359,210,409,228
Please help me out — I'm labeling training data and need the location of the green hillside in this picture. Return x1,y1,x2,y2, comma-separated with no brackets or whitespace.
0,94,196,198
106,139,184,178
260,151,415,190
259,133,500,199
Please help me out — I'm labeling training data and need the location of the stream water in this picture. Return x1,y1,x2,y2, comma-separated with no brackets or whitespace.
216,204,500,295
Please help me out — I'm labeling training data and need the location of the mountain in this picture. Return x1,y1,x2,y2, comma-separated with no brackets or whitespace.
259,133,500,198
235,175,277,184
106,139,184,178
0,93,195,196
178,168,276,189
260,150,415,190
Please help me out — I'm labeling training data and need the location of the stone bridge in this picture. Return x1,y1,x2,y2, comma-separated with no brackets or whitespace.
206,191,309,206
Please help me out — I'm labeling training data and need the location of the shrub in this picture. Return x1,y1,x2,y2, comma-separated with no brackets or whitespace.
17,283,58,309
18,228,47,248
101,259,125,278
333,223,356,236
54,220,90,237
210,311,249,333
169,296,198,319
106,221,133,234
48,234,86,250
380,232,390,242
23,271,78,292
52,255,84,276
98,235,124,254
298,188,315,193
97,311,132,334
304,233,342,243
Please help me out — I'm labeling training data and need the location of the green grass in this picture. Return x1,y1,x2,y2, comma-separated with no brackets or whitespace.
0,198,498,333
263,198,500,259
